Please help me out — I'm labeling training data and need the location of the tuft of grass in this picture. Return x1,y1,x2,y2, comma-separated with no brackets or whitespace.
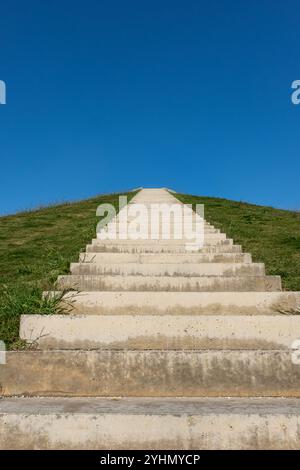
0,191,136,349
0,285,67,349
175,193,300,291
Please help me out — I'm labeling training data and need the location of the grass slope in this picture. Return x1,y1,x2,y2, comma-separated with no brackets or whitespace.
1,189,299,349
0,191,135,348
176,193,300,291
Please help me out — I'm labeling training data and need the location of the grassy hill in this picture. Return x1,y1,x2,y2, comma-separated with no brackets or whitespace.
0,189,299,349
0,191,135,348
176,193,300,291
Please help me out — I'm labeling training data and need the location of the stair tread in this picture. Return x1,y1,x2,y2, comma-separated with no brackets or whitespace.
1,396,300,415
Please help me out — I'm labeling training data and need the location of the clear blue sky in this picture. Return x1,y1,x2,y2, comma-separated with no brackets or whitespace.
1,0,300,214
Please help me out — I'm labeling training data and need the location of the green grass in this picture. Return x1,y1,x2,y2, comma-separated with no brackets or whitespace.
175,193,300,291
0,191,135,349
1,189,300,349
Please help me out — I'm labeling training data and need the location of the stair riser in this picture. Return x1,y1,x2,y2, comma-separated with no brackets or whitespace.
94,237,232,246
82,251,251,263
71,262,265,277
54,291,300,315
110,218,212,224
104,224,220,234
20,314,300,350
1,410,300,449
86,244,242,253
102,228,221,236
2,351,300,397
56,274,280,292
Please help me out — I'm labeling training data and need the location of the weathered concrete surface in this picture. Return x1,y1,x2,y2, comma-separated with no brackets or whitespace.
87,243,243,253
2,350,300,397
103,231,227,242
20,314,300,350
82,251,252,263
94,237,234,246
56,274,281,291
71,261,265,276
87,240,242,254
53,290,300,315
108,225,222,234
1,397,300,449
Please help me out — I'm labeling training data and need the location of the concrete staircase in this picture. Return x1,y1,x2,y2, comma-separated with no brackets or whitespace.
1,188,300,449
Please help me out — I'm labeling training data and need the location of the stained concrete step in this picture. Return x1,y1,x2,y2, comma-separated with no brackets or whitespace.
97,234,227,243
71,261,265,277
80,251,252,263
103,225,221,234
112,215,211,222
95,236,231,246
1,397,300,449
20,314,300,350
105,218,216,226
2,350,300,397
126,201,194,205
56,274,280,292
98,231,223,240
86,243,242,254
52,290,300,315
93,237,232,244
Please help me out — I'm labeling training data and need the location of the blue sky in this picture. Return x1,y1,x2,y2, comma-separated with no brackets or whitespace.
1,0,300,214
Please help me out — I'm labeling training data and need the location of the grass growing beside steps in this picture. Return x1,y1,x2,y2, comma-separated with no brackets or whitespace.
0,191,135,349
175,193,300,292
1,189,300,348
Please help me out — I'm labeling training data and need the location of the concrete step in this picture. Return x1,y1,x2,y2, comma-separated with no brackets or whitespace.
95,236,231,246
1,397,300,449
79,251,252,263
52,290,300,315
86,243,242,254
71,261,265,277
123,206,199,212
105,218,215,225
20,314,300,350
111,216,211,223
104,225,221,234
2,350,300,397
79,251,253,266
97,233,226,243
125,201,192,205
56,274,280,292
